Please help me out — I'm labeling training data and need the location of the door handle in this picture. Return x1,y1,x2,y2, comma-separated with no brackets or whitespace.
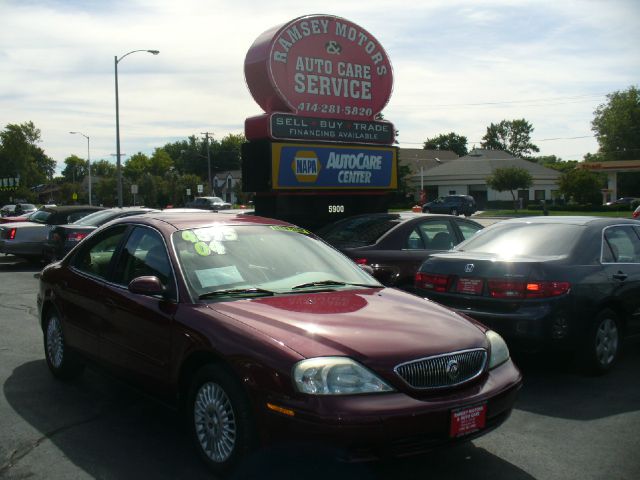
612,272,628,281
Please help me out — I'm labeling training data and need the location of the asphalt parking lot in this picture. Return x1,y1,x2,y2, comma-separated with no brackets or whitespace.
0,254,639,480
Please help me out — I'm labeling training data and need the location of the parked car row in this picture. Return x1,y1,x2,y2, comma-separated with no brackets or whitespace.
15,207,639,474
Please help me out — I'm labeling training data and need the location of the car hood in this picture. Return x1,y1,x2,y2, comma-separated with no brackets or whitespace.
208,287,488,366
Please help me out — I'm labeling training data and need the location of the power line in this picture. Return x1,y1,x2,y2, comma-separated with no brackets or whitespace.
392,93,607,109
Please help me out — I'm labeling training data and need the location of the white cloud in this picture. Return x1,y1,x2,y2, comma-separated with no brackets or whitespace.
0,0,638,172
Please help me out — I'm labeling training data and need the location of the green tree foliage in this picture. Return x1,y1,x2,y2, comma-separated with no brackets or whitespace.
123,152,151,181
486,167,533,210
423,132,468,157
149,148,174,176
214,133,245,172
61,155,88,183
481,119,540,158
531,155,579,173
558,169,603,205
592,86,640,161
91,159,117,177
0,121,56,189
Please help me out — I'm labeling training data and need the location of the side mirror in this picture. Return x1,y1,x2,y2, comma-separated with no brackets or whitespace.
128,276,166,296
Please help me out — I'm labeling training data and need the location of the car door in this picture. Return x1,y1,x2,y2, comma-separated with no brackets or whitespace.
100,225,176,396
602,224,640,336
370,218,461,288
59,225,128,359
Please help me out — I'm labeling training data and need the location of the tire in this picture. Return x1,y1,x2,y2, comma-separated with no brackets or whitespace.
187,364,256,474
43,307,84,380
450,208,459,216
582,308,622,375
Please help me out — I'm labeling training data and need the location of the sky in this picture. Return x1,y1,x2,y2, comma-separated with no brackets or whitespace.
1,0,638,175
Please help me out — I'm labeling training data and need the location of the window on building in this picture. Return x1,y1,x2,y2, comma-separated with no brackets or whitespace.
534,190,546,200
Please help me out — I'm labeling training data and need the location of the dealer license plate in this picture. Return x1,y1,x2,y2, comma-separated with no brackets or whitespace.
449,403,487,438
456,277,483,295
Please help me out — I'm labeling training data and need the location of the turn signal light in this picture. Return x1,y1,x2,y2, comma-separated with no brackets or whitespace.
354,258,368,265
8,228,17,240
415,273,451,292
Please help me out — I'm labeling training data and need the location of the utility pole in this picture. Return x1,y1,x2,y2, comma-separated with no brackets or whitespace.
201,132,214,195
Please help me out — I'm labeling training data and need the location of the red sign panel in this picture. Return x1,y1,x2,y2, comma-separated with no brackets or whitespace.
450,403,487,437
244,15,393,120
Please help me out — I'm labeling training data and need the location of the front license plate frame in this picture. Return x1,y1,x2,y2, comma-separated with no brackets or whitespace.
449,402,487,438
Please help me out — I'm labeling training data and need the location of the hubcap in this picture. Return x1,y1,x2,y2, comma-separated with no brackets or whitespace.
194,382,237,463
46,315,64,369
595,318,619,367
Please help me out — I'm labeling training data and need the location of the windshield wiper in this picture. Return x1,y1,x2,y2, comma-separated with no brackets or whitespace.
199,287,275,299
292,280,380,290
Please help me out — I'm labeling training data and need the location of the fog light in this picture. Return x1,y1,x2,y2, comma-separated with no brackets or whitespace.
551,317,569,339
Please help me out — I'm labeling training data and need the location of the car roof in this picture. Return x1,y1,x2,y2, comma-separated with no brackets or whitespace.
41,205,105,214
110,211,293,231
497,216,640,227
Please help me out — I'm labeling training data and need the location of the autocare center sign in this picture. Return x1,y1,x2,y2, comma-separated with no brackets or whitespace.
244,14,397,190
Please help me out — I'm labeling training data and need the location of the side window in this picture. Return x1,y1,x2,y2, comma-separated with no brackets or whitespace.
418,221,456,250
70,225,127,279
603,226,640,264
458,222,483,241
113,227,173,288
405,228,425,249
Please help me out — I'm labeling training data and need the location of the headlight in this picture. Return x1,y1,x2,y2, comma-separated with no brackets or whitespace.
293,357,394,395
487,330,510,369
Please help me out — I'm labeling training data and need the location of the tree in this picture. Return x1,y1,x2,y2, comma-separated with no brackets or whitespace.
123,152,151,181
486,167,533,210
91,159,117,177
0,121,56,190
558,169,603,205
149,148,174,176
61,155,88,183
592,86,640,161
423,132,468,157
481,119,540,158
213,133,245,172
532,155,579,174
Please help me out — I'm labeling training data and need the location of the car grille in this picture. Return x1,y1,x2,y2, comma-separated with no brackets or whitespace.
394,349,487,389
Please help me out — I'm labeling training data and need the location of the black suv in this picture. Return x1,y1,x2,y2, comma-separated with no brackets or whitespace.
422,195,477,216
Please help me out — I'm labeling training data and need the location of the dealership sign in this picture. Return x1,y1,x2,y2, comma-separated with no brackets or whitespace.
245,14,393,121
271,142,397,189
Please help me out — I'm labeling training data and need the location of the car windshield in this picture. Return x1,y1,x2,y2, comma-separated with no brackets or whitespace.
318,215,400,247
73,210,118,226
455,223,583,257
172,224,381,299
29,210,52,224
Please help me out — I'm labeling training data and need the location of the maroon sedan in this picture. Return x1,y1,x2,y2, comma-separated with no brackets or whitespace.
37,212,522,474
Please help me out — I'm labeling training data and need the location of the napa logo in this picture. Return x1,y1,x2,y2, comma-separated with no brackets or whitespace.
291,150,320,183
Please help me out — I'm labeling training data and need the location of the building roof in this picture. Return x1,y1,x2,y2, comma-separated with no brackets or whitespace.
399,149,458,175
424,148,562,183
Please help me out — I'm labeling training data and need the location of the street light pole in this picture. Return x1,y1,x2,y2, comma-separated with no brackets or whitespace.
115,49,159,207
69,132,91,205
202,131,214,195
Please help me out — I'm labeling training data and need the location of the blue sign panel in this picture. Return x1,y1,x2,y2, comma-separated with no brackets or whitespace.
272,143,397,190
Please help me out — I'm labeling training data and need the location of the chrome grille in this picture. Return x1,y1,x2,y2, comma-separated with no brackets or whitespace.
394,349,487,389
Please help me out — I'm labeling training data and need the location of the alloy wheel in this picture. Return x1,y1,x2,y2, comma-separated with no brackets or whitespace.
46,315,64,369
194,381,237,463
595,317,619,367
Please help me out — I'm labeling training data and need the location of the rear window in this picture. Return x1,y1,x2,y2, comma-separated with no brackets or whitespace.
456,223,582,257
29,210,52,224
320,215,400,247
73,210,118,226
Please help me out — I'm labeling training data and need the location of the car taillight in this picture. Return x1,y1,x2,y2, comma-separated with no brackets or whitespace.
488,280,570,299
415,272,451,292
68,232,89,242
354,258,368,265
8,228,17,240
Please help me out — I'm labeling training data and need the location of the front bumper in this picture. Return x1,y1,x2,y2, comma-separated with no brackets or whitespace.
259,360,522,461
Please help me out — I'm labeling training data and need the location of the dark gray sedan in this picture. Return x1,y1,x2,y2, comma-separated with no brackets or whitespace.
414,216,640,374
